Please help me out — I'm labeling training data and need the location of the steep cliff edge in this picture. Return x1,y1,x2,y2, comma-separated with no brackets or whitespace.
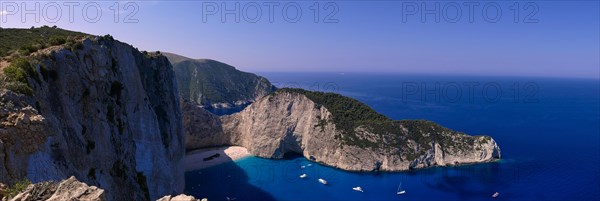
7,176,106,201
187,88,500,171
164,53,276,115
181,99,228,151
0,35,184,200
4,176,205,201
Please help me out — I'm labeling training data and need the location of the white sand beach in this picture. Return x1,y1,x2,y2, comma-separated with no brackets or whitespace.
185,146,251,171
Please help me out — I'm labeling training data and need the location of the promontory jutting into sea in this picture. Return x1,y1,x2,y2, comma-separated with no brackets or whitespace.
0,3,599,199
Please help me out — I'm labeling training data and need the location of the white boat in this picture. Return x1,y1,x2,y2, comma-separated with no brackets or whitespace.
318,178,328,185
306,164,312,167
492,192,500,198
299,174,307,179
352,186,363,192
301,165,306,169
396,182,406,195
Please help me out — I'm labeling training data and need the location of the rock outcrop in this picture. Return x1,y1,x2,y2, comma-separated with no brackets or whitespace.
8,176,105,201
164,53,276,115
181,100,228,151
6,177,204,201
186,88,501,171
156,194,206,201
0,36,184,200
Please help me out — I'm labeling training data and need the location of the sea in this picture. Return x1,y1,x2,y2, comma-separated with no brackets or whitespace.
184,73,600,201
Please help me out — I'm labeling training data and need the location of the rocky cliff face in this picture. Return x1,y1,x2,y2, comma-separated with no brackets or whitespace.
8,176,106,201
5,176,204,201
181,99,228,151
186,89,500,171
0,37,184,200
165,53,276,115
156,194,206,201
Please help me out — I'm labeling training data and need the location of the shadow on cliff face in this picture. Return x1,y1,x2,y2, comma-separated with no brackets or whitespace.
205,102,252,116
184,150,276,201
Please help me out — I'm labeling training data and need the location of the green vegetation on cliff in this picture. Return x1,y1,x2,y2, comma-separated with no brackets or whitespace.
0,27,116,96
4,178,31,199
0,26,87,57
275,88,402,148
276,88,391,134
1,57,35,95
3,58,33,82
275,88,489,160
0,26,87,95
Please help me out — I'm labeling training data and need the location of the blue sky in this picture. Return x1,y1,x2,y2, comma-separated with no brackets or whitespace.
0,1,598,78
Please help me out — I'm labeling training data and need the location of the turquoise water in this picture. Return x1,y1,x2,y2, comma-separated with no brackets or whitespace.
185,73,600,201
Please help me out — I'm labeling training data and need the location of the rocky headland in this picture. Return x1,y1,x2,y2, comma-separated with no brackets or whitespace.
165,53,275,115
185,88,501,171
0,27,501,201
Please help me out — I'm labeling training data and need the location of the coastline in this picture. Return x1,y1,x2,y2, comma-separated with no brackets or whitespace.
185,146,252,171
184,145,500,172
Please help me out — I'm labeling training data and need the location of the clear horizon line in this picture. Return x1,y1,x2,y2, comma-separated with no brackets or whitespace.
252,71,600,80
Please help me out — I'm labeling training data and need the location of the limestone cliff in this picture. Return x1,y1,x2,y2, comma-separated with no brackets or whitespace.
8,176,105,201
186,88,501,171
0,36,184,200
5,176,204,201
164,53,276,115
181,99,228,151
156,194,206,201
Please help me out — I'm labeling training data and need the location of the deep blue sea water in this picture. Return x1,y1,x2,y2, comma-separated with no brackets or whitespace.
185,73,600,201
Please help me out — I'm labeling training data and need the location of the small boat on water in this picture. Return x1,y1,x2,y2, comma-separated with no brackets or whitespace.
307,164,312,167
396,182,406,195
299,174,307,179
318,178,328,185
492,192,500,198
301,165,306,169
352,186,364,192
